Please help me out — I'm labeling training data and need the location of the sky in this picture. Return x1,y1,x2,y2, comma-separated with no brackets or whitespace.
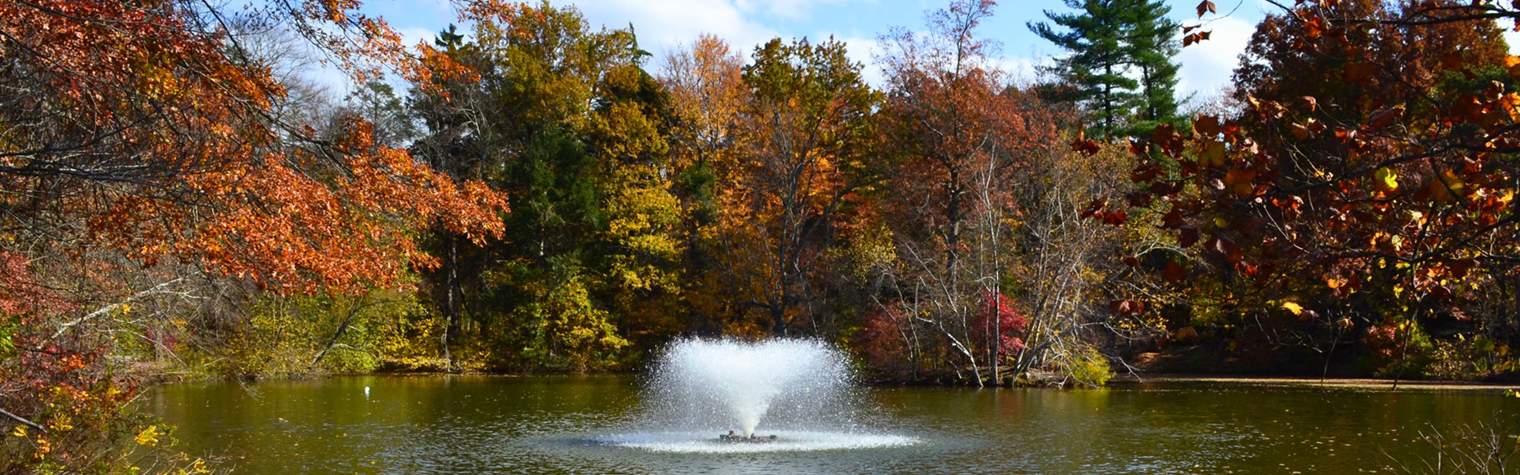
345,0,1517,102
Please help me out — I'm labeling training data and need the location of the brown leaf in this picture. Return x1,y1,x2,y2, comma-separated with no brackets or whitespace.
1178,225,1201,247
1439,52,1465,71
1344,62,1375,84
1196,0,1217,17
1080,199,1107,219
1160,207,1184,228
1367,106,1405,131
1150,123,1185,157
1208,236,1243,263
1183,31,1212,47
1193,114,1222,136
1291,123,1313,140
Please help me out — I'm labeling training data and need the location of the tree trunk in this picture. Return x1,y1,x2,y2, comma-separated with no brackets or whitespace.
440,235,460,369
311,295,368,368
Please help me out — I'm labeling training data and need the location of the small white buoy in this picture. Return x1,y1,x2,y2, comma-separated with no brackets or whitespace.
364,386,370,398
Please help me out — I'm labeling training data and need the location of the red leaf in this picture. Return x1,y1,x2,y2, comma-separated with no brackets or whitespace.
1164,261,1186,283
1109,299,1146,316
1449,259,1478,278
1072,125,1101,156
1102,210,1129,226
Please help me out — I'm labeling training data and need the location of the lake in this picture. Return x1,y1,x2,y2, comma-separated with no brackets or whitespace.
147,375,1515,474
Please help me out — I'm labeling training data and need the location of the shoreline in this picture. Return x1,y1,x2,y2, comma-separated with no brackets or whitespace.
1111,374,1519,391
150,370,1520,391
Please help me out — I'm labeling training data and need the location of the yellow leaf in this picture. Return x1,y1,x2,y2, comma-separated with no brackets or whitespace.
1200,139,1226,168
134,426,160,447
10,425,25,438
1281,301,1304,316
1374,167,1398,192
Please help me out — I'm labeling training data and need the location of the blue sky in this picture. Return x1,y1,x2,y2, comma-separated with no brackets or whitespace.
349,0,1514,101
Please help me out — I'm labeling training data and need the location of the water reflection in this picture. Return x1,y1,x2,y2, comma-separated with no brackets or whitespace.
148,376,1513,474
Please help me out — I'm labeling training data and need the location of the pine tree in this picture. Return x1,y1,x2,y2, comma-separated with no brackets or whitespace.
1029,0,1182,138
1123,0,1184,137
1029,0,1135,138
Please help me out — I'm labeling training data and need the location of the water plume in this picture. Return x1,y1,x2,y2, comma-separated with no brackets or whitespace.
646,338,854,436
598,338,916,452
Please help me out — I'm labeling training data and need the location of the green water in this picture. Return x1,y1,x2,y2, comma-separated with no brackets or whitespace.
148,375,1516,474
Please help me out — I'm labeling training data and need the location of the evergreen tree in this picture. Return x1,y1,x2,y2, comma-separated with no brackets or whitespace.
1123,0,1184,137
408,4,682,371
1029,0,1136,138
1029,0,1183,138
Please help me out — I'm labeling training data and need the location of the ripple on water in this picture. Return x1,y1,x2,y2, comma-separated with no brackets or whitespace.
595,430,918,453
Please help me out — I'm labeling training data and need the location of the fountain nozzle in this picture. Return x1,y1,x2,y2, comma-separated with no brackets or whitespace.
718,430,779,443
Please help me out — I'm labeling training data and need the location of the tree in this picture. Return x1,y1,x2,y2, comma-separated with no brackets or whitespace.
1030,0,1138,137
341,81,417,148
874,0,1063,385
660,35,750,334
1030,0,1184,138
719,37,879,336
1106,0,1520,378
408,2,681,370
0,0,507,470
1123,0,1185,136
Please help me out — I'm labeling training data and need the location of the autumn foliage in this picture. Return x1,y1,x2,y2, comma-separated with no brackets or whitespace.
8,0,1520,469
2,0,505,471
1094,0,1520,377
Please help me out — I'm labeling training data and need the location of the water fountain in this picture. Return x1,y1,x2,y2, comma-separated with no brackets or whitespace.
597,338,916,453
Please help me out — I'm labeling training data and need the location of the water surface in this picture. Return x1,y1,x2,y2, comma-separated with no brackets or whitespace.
147,375,1515,474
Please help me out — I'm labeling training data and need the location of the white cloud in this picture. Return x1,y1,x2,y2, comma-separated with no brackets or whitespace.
398,27,438,49
833,35,883,85
1506,19,1520,54
997,55,1055,86
553,0,777,66
734,0,853,20
1175,16,1254,98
